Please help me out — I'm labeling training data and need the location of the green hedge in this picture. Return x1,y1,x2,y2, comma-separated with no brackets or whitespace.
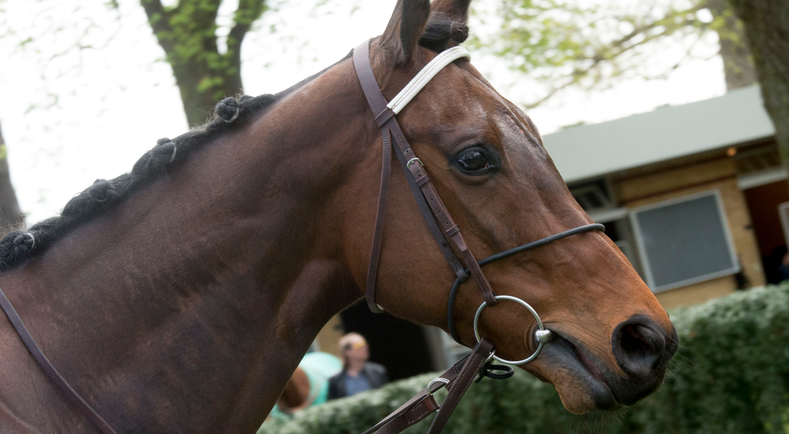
260,283,789,434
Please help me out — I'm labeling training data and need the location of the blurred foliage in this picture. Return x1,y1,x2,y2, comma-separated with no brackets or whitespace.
260,282,789,433
472,0,755,107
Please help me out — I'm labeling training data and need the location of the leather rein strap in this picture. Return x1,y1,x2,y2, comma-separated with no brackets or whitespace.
353,40,497,314
0,286,118,434
362,338,494,434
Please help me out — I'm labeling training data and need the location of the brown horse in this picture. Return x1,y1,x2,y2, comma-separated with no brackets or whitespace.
276,367,312,414
0,0,676,432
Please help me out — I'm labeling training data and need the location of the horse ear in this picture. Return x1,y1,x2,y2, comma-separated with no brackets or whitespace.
379,0,431,65
420,0,472,51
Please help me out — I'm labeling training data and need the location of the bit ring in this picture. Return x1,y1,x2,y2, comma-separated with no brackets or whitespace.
473,295,552,365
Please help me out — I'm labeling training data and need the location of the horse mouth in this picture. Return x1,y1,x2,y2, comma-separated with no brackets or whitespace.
535,330,622,412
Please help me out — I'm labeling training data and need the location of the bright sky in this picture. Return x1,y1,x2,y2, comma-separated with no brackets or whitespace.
0,0,725,225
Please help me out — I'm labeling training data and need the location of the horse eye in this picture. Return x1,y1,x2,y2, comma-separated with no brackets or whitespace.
456,148,492,174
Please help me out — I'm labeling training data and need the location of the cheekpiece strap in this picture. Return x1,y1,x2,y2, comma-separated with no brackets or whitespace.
353,39,480,313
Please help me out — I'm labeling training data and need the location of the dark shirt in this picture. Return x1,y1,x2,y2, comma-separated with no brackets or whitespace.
779,263,789,282
327,362,388,400
344,373,372,397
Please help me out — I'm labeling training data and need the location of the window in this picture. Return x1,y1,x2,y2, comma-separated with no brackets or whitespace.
569,179,614,211
630,190,739,292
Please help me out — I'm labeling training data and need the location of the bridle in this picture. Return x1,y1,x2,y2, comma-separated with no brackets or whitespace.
0,39,604,434
354,39,604,433
354,38,605,355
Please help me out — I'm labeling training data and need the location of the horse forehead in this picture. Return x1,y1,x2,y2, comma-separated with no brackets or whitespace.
419,66,542,150
405,62,502,127
434,61,498,103
449,65,540,141
444,66,543,149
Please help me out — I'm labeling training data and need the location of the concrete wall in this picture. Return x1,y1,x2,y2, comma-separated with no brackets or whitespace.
614,156,765,310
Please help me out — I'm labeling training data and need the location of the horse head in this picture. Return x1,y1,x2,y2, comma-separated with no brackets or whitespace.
346,0,678,413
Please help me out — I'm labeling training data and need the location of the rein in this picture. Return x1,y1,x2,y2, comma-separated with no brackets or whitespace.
354,39,604,432
0,286,118,434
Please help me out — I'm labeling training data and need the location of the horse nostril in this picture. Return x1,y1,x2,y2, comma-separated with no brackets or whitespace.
613,319,667,378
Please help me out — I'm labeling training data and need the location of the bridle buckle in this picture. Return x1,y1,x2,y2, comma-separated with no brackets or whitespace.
406,157,423,168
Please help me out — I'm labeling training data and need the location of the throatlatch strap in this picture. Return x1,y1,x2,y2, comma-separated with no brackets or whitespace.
0,287,118,434
363,124,394,313
362,338,495,434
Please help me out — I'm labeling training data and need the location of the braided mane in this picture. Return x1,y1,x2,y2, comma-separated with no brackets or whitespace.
0,16,464,272
0,92,279,271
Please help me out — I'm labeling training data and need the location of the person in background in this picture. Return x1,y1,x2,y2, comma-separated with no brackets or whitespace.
327,332,388,400
779,252,789,282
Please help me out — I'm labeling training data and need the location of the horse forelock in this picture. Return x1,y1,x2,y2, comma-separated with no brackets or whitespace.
419,11,469,53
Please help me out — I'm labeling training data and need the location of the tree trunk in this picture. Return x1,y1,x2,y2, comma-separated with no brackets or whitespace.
170,56,245,128
707,0,758,90
727,0,789,175
140,0,266,127
0,122,24,228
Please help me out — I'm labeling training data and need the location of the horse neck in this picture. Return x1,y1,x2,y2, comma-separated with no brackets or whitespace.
0,58,374,432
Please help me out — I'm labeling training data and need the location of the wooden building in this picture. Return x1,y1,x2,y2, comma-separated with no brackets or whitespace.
546,84,782,310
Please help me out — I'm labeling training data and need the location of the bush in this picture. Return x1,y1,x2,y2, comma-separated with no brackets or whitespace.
260,283,789,434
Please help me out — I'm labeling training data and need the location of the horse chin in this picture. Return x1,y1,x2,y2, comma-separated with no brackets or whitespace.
523,333,622,414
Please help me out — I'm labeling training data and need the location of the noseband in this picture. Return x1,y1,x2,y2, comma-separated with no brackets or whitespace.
353,39,604,358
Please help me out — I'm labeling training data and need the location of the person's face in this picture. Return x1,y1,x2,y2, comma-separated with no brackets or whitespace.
344,338,369,363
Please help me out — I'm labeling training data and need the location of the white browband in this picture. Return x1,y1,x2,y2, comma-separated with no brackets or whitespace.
388,46,471,115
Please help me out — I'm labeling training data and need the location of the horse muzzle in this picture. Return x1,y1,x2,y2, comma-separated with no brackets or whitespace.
532,315,678,413
609,315,679,405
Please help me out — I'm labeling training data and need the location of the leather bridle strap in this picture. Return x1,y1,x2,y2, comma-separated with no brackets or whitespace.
354,40,467,313
362,338,494,434
353,39,496,313
0,287,118,434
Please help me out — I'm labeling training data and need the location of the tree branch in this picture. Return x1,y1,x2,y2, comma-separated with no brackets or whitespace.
183,0,223,54
524,12,707,108
226,0,267,67
180,0,222,34
518,4,710,108
140,0,175,53
578,4,706,64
